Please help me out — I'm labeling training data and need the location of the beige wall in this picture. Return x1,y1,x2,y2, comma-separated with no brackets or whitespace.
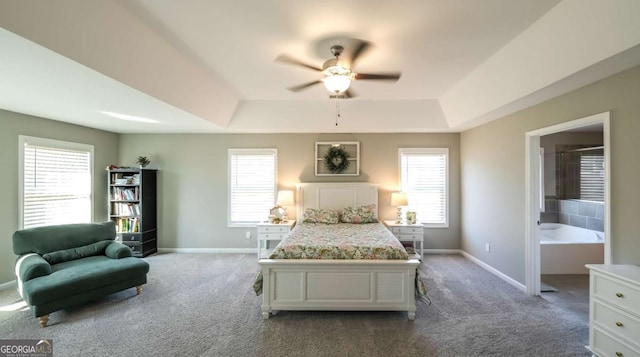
461,65,640,284
0,109,119,284
5,63,638,287
118,133,461,251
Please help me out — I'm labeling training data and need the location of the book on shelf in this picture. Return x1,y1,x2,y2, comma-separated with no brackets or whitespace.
110,187,139,200
116,217,139,233
111,202,141,216
110,172,139,185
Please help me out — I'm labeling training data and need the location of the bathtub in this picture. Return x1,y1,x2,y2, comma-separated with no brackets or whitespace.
540,223,604,274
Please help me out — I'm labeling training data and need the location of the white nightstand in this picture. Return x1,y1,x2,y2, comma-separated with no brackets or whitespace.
256,220,295,259
384,221,424,260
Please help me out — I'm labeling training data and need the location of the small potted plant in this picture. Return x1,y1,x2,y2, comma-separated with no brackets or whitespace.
136,156,150,168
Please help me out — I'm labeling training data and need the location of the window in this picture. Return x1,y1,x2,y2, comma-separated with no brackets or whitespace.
580,153,605,201
19,136,93,229
228,149,277,226
399,148,448,227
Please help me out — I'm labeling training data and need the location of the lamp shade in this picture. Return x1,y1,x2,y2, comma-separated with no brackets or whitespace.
391,192,408,206
276,190,295,206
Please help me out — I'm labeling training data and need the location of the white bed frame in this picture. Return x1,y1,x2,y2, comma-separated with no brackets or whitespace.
259,182,420,320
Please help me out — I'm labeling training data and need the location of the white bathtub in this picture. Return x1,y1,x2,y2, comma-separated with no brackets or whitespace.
540,223,604,243
540,223,604,274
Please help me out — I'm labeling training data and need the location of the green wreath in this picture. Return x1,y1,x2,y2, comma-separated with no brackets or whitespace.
324,146,351,174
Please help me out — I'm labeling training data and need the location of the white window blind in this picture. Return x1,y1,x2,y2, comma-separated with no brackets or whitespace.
20,136,93,229
399,148,448,227
580,154,604,201
228,149,277,226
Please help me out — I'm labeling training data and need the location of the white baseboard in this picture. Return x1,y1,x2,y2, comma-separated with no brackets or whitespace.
159,248,459,255
1,249,524,294
158,248,256,254
159,247,526,293
425,249,461,254
460,251,526,292
0,280,16,291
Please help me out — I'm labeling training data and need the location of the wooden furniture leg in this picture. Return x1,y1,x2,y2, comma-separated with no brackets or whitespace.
136,285,142,295
38,315,49,328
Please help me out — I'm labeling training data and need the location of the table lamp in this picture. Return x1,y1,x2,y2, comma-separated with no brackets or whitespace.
276,190,295,222
391,192,408,224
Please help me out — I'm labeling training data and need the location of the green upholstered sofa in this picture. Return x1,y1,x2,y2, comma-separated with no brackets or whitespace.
13,221,149,327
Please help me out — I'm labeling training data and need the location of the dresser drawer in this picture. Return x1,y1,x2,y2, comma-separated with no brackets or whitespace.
594,300,640,347
121,241,140,254
593,274,640,314
396,234,423,241
592,327,640,357
258,226,290,234
392,226,423,234
118,233,142,243
259,233,288,240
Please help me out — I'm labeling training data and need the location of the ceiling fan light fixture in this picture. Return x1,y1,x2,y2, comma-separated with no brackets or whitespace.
277,41,399,98
322,61,350,75
323,74,351,94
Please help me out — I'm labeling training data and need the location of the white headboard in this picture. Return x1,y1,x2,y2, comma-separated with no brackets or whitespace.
296,182,379,219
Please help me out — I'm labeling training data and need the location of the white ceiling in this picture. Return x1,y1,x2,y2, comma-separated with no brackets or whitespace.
1,0,639,133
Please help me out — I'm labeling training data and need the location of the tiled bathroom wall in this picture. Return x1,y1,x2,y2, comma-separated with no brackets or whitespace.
541,197,604,232
541,198,558,224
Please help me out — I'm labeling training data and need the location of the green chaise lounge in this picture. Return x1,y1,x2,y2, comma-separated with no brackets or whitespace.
13,221,150,327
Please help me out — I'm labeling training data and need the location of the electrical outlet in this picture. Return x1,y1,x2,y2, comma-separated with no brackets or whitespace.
485,243,490,253
245,231,251,239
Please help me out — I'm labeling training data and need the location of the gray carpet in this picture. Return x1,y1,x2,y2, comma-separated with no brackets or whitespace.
0,253,589,356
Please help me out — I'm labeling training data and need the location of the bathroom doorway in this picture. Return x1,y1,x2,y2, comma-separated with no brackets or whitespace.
524,112,611,297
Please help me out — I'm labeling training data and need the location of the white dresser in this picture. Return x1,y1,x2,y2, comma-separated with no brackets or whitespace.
256,220,295,259
586,264,640,357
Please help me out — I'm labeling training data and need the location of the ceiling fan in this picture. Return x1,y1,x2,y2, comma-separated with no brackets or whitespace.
276,40,401,98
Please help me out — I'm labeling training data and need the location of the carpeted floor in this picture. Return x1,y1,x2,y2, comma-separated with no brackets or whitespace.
0,253,589,356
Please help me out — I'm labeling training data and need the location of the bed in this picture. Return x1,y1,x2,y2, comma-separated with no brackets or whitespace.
257,182,423,320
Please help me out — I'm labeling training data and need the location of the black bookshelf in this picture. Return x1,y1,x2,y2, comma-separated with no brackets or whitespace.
108,168,157,257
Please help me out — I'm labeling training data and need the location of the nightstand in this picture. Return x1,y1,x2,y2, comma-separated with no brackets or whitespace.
384,221,424,260
256,220,295,259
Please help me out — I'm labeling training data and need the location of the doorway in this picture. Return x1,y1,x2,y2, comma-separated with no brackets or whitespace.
524,112,611,296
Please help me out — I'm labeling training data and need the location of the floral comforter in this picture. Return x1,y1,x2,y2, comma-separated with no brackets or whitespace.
253,222,430,303
268,222,409,260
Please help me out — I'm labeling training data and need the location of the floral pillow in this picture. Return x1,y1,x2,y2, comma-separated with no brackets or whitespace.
302,208,340,224
340,204,378,223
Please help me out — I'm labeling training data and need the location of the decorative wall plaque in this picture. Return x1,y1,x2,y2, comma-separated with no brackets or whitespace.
315,141,360,176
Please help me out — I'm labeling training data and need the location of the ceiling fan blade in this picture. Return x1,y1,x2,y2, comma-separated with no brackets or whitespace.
349,40,371,66
287,80,322,92
276,54,322,72
354,72,401,81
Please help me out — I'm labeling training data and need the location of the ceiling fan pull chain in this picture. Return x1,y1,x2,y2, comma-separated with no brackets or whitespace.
335,95,341,126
